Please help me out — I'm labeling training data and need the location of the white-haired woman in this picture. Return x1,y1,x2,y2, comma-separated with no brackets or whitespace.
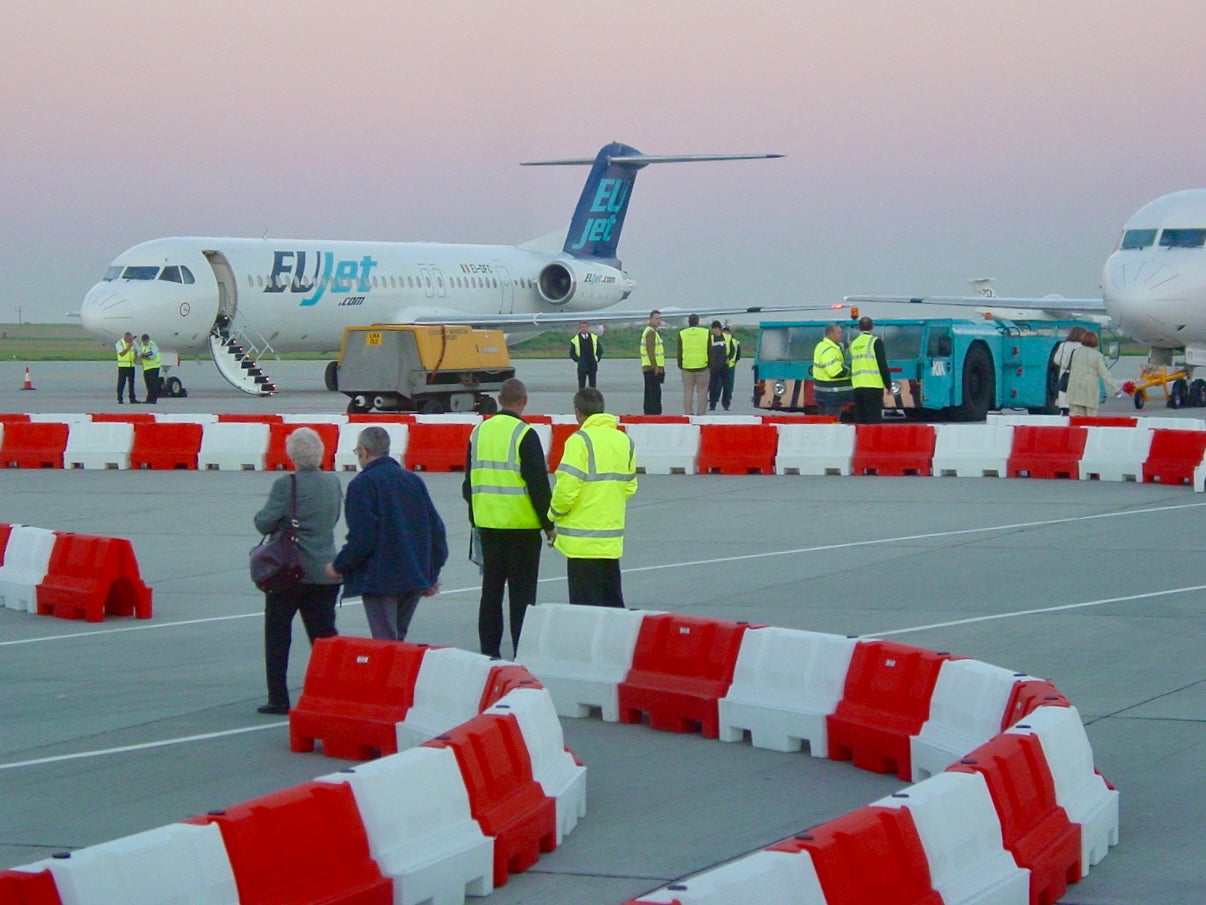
252,427,342,714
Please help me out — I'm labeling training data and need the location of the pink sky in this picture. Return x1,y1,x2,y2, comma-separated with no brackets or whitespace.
2,0,1203,322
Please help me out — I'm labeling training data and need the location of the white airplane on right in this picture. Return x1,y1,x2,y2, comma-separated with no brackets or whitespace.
847,189,1206,408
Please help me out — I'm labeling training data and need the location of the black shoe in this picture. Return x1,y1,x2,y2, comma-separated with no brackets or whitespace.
256,702,289,715
117,399,124,404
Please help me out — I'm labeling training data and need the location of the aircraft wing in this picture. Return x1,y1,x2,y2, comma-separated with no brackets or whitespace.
843,294,1109,320
398,302,847,329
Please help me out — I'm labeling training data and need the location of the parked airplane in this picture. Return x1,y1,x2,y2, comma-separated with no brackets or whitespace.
845,189,1206,407
80,142,833,397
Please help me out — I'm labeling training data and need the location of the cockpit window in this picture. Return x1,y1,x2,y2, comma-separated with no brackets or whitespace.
1120,229,1156,249
159,266,182,283
1159,228,1206,249
103,266,123,281
181,265,195,284
121,265,161,280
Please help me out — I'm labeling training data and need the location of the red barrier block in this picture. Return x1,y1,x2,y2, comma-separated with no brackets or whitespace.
347,413,415,423
760,414,838,424
852,424,937,476
186,781,392,905
618,614,752,738
1001,679,1072,731
0,869,62,905
827,640,955,780
290,638,431,760
545,423,581,472
35,533,153,622
1142,428,1206,486
479,663,544,711
948,733,1082,905
217,413,284,424
90,412,155,424
1069,416,1137,427
129,422,203,470
0,422,69,468
619,415,689,424
0,413,32,423
266,422,339,471
0,522,14,564
697,424,778,475
405,421,475,472
768,806,942,905
1006,425,1087,479
423,712,557,888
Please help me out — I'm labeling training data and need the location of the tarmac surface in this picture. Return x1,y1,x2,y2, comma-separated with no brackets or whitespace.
0,355,1203,904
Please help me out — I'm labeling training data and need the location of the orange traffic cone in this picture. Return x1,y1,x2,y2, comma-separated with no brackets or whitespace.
20,366,35,390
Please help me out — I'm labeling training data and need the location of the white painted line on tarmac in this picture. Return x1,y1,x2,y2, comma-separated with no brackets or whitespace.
0,723,285,772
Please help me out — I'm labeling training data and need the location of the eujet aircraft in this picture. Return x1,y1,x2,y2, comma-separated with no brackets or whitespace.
81,142,834,397
847,189,1206,407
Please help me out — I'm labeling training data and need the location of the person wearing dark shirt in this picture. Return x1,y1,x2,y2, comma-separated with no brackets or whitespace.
569,322,603,390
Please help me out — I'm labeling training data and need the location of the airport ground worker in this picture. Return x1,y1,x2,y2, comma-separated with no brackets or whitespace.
252,427,342,715
570,322,602,390
722,325,741,410
462,378,555,659
849,316,892,423
138,333,162,404
549,388,638,607
811,323,851,417
707,320,729,410
677,313,710,415
115,331,139,404
326,426,448,641
641,309,665,414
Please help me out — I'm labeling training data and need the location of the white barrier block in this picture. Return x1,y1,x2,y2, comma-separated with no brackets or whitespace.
336,422,409,471
395,648,494,750
515,603,652,721
635,849,827,904
0,525,57,612
718,627,857,756
317,746,493,905
64,422,134,470
197,422,270,470
1078,426,1153,482
15,822,238,905
1195,459,1206,493
1007,705,1120,875
153,413,217,424
29,413,89,423
987,413,1068,426
931,424,1013,478
876,771,1030,905
910,660,1037,781
283,413,348,424
689,414,761,424
1135,415,1206,430
774,424,855,475
488,688,587,844
623,423,700,474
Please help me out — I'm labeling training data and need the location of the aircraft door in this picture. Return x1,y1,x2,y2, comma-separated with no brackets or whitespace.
419,266,447,299
494,262,513,313
203,251,238,322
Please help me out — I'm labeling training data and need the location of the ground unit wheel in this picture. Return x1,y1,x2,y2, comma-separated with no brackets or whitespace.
163,376,185,397
345,394,369,414
324,361,339,392
477,395,498,415
1190,378,1206,407
416,396,446,415
952,342,995,421
1169,378,1187,408
1133,388,1146,409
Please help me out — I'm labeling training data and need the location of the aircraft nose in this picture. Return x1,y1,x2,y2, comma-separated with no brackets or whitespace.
80,282,131,342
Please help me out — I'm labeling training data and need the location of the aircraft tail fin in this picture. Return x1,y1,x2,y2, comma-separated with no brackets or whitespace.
522,142,782,264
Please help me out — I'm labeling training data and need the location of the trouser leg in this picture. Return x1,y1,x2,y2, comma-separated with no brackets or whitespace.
567,557,625,608
264,590,299,705
296,583,339,642
477,530,509,657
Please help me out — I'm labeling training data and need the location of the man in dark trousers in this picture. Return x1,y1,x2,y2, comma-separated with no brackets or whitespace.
462,378,555,658
569,321,602,390
849,316,893,423
326,426,448,641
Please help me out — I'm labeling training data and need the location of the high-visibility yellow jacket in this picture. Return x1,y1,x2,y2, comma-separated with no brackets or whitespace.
812,336,847,381
139,340,161,370
549,413,637,559
115,338,135,366
678,326,710,369
849,332,886,389
468,415,542,529
640,326,664,368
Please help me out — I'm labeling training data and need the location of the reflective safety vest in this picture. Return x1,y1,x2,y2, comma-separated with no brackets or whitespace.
725,335,741,368
139,340,161,370
570,332,600,361
549,413,637,559
849,332,886,389
468,415,541,529
679,326,710,369
812,337,846,381
115,339,135,366
640,325,665,367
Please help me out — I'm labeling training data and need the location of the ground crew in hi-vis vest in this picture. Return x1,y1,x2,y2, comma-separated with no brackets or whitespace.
115,331,139,404
549,387,637,608
569,322,602,390
677,313,711,415
811,323,851,417
463,378,553,658
138,333,162,404
849,316,893,423
640,309,665,414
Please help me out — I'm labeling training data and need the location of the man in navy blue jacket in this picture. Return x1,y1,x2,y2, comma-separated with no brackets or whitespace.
326,426,448,640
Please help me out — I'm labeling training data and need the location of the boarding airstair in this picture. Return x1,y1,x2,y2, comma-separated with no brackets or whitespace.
208,315,278,396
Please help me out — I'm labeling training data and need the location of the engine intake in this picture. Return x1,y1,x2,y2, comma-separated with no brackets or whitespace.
538,262,575,304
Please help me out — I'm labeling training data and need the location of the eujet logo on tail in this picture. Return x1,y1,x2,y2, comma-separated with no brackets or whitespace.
265,251,379,306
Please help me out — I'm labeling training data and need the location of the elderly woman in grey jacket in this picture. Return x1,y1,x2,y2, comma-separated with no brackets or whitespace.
1065,331,1122,416
253,427,343,714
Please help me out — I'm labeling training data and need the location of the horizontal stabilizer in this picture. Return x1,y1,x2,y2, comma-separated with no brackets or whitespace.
522,152,783,167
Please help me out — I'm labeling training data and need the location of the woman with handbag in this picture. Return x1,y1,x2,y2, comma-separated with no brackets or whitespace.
1065,331,1123,416
252,427,343,714
1053,326,1086,415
